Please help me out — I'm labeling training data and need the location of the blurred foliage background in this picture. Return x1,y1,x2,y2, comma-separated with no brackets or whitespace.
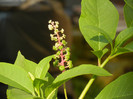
0,0,133,99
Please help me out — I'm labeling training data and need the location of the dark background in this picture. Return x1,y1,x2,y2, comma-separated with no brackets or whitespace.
0,0,133,99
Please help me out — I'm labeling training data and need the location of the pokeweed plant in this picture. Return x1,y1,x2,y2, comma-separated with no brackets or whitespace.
0,15,111,99
0,0,132,99
79,0,133,99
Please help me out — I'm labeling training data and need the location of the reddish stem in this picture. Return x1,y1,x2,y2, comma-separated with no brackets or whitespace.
56,32,65,67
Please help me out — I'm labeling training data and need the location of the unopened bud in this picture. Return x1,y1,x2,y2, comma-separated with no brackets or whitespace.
59,65,65,71
68,60,73,69
58,46,63,50
66,47,70,52
53,60,59,67
56,51,61,56
65,55,70,61
54,29,58,34
53,46,57,51
62,40,67,45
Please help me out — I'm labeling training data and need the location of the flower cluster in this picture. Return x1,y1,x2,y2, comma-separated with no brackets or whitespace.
48,20,73,72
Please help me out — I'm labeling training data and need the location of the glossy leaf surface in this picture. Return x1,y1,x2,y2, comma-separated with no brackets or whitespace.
45,64,112,98
7,87,34,99
92,48,108,59
79,0,118,50
115,27,133,47
35,55,53,79
124,4,133,27
96,72,133,99
14,51,37,76
115,41,133,56
0,63,34,94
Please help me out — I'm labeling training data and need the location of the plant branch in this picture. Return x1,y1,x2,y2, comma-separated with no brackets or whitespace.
79,56,113,99
79,75,96,99
64,83,68,99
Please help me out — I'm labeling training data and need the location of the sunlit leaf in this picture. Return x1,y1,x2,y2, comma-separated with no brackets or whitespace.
45,64,112,98
14,51,37,76
96,72,133,99
124,4,133,27
0,63,34,94
7,87,34,99
79,0,119,50
92,48,108,59
115,27,133,48
35,55,53,79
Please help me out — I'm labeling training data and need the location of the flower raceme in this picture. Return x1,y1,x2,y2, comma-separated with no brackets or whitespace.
48,20,73,72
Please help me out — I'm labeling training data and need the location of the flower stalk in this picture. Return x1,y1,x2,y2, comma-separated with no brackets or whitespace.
48,20,73,98
48,20,73,72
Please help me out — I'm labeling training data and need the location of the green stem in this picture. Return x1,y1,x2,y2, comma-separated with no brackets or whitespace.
100,56,110,68
98,58,101,66
79,75,96,99
64,83,68,99
79,56,112,99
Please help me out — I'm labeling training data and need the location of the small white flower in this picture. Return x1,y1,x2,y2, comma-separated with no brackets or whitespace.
61,28,64,33
48,24,53,30
55,24,59,28
55,43,59,47
48,20,52,23
55,21,59,25
50,34,53,37
62,34,66,38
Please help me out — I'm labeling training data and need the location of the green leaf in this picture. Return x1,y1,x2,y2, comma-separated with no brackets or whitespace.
35,55,53,79
0,63,34,94
79,0,119,50
14,51,37,76
124,0,133,9
115,27,133,48
7,87,43,99
124,4,133,27
92,48,108,59
95,72,133,99
115,41,133,56
33,78,47,98
33,78,47,88
45,64,112,98
125,41,133,51
42,73,58,99
7,87,33,99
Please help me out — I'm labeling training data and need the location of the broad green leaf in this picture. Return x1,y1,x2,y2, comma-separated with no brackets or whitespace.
0,63,34,94
14,51,37,76
124,4,133,27
125,41,133,50
42,73,58,99
95,72,133,99
35,55,53,79
33,78,47,98
45,64,112,98
33,78,47,90
115,27,133,47
92,48,108,59
84,26,113,44
115,41,133,56
7,87,33,99
7,87,43,99
124,0,133,9
79,0,119,50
